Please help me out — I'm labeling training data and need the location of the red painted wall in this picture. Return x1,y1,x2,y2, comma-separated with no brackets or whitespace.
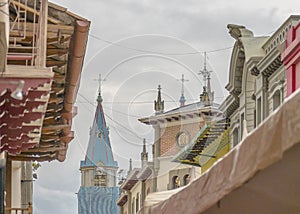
282,21,300,97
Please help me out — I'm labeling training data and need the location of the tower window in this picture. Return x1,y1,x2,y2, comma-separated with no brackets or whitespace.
94,170,107,186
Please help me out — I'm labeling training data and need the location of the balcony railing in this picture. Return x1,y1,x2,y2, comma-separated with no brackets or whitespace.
8,0,38,66
5,203,32,214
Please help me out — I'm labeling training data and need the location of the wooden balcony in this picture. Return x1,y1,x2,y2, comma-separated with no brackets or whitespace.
5,203,32,214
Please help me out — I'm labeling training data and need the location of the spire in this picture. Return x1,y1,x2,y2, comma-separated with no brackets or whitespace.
198,52,214,106
178,74,188,107
154,85,164,115
129,158,132,172
80,84,118,168
141,138,148,168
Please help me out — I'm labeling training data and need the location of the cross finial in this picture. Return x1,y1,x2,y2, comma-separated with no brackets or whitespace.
198,52,214,105
177,74,189,106
198,52,212,87
94,74,105,102
178,74,189,96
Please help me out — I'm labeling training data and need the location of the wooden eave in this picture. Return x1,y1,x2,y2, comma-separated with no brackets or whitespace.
117,193,128,207
7,2,90,162
120,169,140,191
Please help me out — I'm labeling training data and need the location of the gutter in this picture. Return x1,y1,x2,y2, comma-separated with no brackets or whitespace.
57,20,90,161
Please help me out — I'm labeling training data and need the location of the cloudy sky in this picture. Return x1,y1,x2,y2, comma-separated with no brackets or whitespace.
33,1,299,213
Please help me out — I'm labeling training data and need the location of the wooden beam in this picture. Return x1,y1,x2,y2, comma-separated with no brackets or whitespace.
35,0,48,67
10,0,62,24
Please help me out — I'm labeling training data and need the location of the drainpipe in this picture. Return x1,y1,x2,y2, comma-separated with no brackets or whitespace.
58,19,90,162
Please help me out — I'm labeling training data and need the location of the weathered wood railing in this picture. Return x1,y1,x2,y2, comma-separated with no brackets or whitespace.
5,203,32,214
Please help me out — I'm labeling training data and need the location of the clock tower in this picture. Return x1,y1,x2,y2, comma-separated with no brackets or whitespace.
78,79,119,214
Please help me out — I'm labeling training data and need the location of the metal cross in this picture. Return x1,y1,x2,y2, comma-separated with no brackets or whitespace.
177,74,189,96
94,74,105,95
198,52,212,87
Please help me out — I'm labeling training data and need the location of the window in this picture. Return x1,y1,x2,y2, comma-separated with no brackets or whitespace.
132,198,135,214
172,176,180,189
240,113,244,140
94,170,107,186
257,97,262,126
136,193,139,212
176,131,189,147
254,109,256,128
140,193,143,211
273,90,281,111
233,128,239,147
183,174,190,185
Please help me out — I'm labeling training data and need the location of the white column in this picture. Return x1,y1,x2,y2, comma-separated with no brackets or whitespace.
0,0,9,45
12,161,22,208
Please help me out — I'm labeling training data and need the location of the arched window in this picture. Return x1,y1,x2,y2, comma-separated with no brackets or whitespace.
172,176,180,189
132,198,135,214
233,128,239,147
183,174,190,185
136,193,139,212
273,90,281,111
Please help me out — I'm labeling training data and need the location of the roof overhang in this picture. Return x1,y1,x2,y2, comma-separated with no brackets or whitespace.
117,193,128,207
4,0,90,162
120,169,140,191
139,106,222,125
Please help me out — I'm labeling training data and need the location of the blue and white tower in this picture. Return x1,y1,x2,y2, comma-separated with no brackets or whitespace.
78,76,119,214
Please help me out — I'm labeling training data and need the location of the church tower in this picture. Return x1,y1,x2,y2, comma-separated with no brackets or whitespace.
78,75,119,214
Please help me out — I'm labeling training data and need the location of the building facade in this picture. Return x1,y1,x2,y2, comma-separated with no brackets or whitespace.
282,18,300,95
220,15,300,147
117,141,153,214
78,91,119,214
142,16,300,214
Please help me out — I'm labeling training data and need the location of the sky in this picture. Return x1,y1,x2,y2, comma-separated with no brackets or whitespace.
33,1,300,213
